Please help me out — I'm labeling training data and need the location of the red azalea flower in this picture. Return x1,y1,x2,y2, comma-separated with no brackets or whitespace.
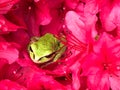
6,0,52,36
1,0,120,89
96,0,120,36
63,9,97,89
39,7,94,89
81,33,120,90
64,9,97,60
41,0,86,35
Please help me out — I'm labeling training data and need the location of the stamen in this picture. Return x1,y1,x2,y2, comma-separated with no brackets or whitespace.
28,6,32,10
64,71,72,81
63,6,66,10
55,30,86,59
13,70,17,74
112,72,119,77
102,63,120,77
103,63,109,70
117,65,120,70
62,25,65,28
64,30,86,51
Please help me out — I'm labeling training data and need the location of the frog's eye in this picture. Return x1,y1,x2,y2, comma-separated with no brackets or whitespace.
29,46,35,60
29,46,33,52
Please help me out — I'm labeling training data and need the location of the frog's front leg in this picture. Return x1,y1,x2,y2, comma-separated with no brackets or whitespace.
53,46,66,62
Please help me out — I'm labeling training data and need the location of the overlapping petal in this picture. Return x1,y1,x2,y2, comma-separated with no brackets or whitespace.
0,41,19,64
0,79,27,90
0,0,19,14
0,15,20,34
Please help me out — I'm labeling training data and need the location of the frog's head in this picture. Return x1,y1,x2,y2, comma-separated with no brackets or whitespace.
28,42,56,63
28,33,62,64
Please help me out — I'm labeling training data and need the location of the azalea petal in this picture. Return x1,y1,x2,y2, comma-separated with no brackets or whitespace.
0,42,19,64
0,15,20,34
81,52,102,75
0,59,8,80
109,75,120,90
4,29,30,49
35,0,52,25
4,62,36,86
65,0,79,9
65,11,86,43
28,72,66,90
70,61,81,90
0,79,26,90
0,0,19,14
5,62,66,89
93,32,113,53
98,0,120,34
87,72,110,90
41,0,66,35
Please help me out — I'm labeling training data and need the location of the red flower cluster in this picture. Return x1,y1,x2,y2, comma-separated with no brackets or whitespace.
1,0,120,90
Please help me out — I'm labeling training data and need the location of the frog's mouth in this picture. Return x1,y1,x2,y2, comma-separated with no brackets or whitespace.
37,52,56,63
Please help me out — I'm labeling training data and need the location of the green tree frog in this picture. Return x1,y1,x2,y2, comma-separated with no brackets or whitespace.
28,33,66,64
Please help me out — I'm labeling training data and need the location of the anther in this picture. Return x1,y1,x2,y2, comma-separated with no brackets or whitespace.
63,7,66,10
117,65,120,70
13,71,16,74
28,6,32,10
62,25,65,28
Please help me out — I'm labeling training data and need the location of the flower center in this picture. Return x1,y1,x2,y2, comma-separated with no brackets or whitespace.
102,62,120,77
103,63,111,70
